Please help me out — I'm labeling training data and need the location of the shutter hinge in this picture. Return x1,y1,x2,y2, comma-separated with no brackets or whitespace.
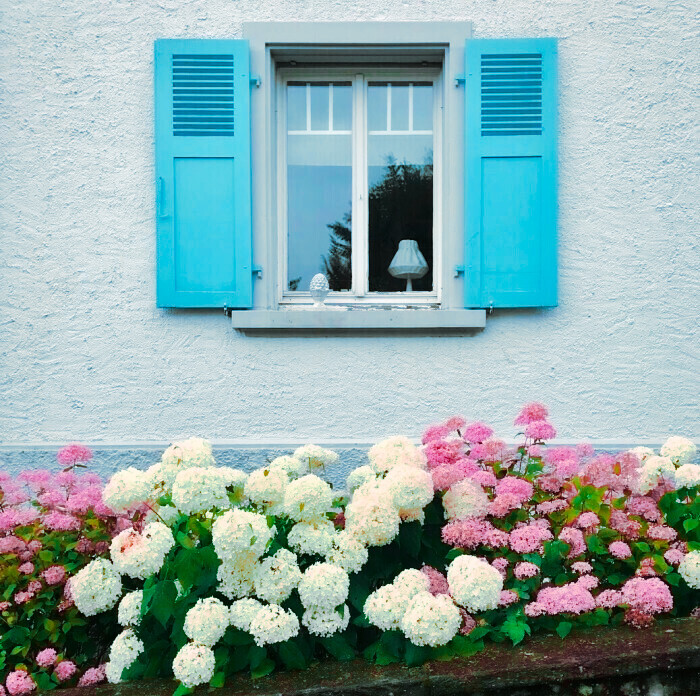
223,303,228,316
453,265,465,277
488,301,494,315
454,74,466,87
252,265,263,279
250,75,261,88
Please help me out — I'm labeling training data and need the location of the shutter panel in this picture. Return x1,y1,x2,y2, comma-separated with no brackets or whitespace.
464,38,558,308
155,39,252,308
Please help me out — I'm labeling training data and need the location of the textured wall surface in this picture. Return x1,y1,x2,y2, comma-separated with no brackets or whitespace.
1,0,698,454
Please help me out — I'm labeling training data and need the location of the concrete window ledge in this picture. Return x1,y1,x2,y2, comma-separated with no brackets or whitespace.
230,309,486,333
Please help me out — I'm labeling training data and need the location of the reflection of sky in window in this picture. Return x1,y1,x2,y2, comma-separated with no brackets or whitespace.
287,83,352,291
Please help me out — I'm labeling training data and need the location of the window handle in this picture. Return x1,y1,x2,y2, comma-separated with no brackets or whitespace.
157,177,168,218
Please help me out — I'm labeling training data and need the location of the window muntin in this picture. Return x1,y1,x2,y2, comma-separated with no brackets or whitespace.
278,67,441,304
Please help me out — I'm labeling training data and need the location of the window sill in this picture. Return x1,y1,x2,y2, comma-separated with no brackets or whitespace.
230,308,485,333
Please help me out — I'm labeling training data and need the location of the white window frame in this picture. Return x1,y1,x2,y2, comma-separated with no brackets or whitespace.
242,22,480,327
276,67,443,306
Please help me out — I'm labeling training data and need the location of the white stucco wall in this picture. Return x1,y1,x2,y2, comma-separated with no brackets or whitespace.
1,0,698,449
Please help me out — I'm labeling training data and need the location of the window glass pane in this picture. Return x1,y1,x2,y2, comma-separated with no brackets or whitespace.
287,82,352,292
332,83,352,131
287,83,307,131
390,83,409,131
310,83,330,131
367,83,433,292
367,83,387,131
413,83,433,131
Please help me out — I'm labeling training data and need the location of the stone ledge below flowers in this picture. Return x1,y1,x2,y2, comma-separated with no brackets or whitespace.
230,309,486,333
59,618,699,696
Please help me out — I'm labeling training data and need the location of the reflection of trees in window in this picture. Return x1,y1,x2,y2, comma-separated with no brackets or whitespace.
322,212,351,290
323,154,433,293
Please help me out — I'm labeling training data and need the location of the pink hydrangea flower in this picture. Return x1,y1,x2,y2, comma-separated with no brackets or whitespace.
609,510,641,539
469,469,498,488
75,538,94,554
596,589,623,608
54,470,78,490
37,488,67,508
609,541,632,559
66,486,103,514
499,590,519,606
621,577,673,615
495,476,534,505
509,524,553,554
537,475,563,493
0,510,23,532
420,565,450,595
36,649,58,668
41,566,66,585
18,562,34,575
0,536,27,555
27,581,42,594
575,512,600,530
576,443,595,458
488,494,519,517
470,439,507,462
18,470,52,490
0,601,11,611
514,402,549,426
0,483,30,506
422,424,450,444
535,582,596,615
445,416,466,432
571,561,592,574
528,444,544,457
459,609,477,635
577,575,599,590
442,518,509,549
646,525,677,542
514,562,540,580
431,459,480,490
491,558,509,575
525,421,557,441
558,527,586,558
424,439,464,468
5,670,35,695
77,665,106,687
536,499,568,514
626,497,661,522
54,661,77,682
463,422,494,444
636,557,659,578
43,512,81,532
624,607,654,629
14,591,34,605
524,601,544,617
664,548,685,566
56,444,93,468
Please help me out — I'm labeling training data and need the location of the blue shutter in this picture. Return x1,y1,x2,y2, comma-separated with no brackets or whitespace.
465,38,558,308
155,39,252,308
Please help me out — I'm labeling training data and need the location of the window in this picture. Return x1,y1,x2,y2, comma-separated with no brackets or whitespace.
154,26,559,325
278,68,442,304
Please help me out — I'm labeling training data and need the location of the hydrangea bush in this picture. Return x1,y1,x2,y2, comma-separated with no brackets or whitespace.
1,416,698,695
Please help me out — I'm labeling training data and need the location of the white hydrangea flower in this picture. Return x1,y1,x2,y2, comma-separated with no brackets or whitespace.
229,598,264,631
628,446,655,464
216,467,248,504
117,590,143,627
346,465,377,493
249,604,300,646
146,461,178,497
384,465,434,511
71,558,122,617
443,479,490,520
675,463,700,489
102,467,152,512
400,592,461,647
253,549,302,604
244,467,288,512
678,550,700,589
172,467,231,515
183,597,230,647
399,507,425,524
298,562,349,610
216,553,258,599
162,437,215,469
284,474,334,521
364,585,407,631
325,531,368,573
302,604,350,637
147,503,179,526
368,436,427,473
635,456,676,494
394,568,430,597
269,455,308,479
172,642,215,688
105,628,144,683
345,484,400,547
660,436,697,464
110,522,174,580
447,555,503,612
293,444,339,470
212,509,274,561
287,518,337,557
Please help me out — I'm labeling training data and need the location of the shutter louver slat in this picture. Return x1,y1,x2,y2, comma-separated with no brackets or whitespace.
172,54,235,137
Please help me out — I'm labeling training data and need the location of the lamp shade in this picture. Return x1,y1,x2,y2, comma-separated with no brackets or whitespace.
388,240,429,280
